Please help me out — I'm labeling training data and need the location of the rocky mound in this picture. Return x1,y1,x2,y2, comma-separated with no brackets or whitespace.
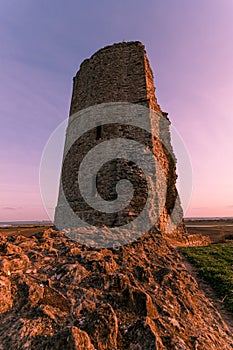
0,228,232,349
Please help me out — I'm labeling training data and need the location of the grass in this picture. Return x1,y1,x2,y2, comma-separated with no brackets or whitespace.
181,242,233,312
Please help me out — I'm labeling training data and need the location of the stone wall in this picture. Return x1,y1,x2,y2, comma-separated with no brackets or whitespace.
55,41,186,240
70,41,162,115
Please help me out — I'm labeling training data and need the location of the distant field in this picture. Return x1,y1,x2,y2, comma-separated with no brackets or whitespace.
1,218,233,242
184,218,233,243
181,243,233,313
0,224,53,237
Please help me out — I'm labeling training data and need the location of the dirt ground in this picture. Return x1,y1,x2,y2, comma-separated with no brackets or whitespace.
0,225,53,237
1,220,232,335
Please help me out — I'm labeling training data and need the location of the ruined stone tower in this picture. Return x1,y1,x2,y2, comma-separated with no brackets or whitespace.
2,45,232,350
55,41,185,244
69,41,162,114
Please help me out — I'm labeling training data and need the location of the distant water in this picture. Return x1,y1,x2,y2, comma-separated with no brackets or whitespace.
0,221,52,228
185,217,233,221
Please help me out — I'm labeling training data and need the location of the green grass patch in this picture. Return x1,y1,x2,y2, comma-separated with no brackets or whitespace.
181,242,233,312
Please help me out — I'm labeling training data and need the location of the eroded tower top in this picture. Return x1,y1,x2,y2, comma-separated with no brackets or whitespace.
70,41,162,115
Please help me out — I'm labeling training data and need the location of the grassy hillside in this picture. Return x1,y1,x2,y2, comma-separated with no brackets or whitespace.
181,242,233,312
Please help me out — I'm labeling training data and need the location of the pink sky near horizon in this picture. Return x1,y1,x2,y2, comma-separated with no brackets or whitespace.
0,0,233,221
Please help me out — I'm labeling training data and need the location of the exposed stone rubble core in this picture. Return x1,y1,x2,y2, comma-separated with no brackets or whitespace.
0,229,232,349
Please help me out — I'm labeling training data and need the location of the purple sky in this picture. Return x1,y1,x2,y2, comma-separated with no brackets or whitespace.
0,0,233,221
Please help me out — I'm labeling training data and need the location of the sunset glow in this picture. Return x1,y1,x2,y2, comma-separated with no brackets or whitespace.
0,0,233,221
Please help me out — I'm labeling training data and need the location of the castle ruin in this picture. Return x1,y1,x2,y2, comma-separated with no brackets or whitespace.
55,41,186,244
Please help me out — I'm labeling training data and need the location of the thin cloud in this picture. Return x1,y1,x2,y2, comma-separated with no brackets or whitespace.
2,206,22,210
3,207,17,210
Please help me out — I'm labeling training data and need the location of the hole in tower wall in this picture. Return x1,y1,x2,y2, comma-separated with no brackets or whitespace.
96,125,102,140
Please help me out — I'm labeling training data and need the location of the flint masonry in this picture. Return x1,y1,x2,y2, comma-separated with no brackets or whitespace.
55,41,185,238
